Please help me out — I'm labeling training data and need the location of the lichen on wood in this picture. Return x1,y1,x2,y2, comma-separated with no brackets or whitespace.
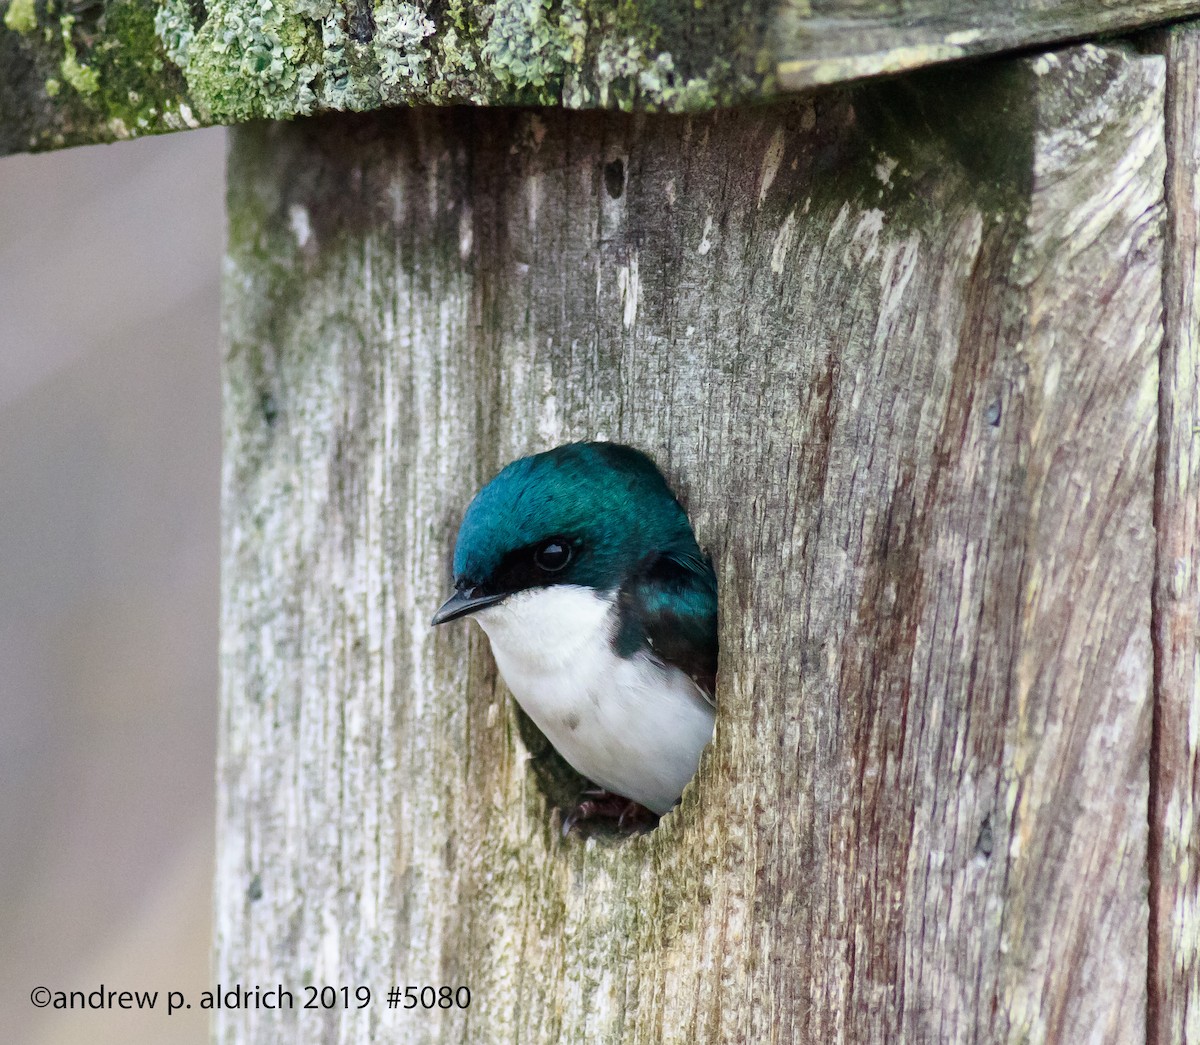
7,0,1200,154
0,0,771,152
156,0,763,120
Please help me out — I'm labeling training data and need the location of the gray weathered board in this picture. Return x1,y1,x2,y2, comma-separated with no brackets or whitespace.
214,35,1197,1044
1157,26,1200,1045
6,0,1200,153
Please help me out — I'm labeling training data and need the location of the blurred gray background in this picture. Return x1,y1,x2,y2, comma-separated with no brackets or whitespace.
1,126,225,1045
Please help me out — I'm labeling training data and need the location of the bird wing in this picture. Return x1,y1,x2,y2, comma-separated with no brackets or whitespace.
615,548,719,704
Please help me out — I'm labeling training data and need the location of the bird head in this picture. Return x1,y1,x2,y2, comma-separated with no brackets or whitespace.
432,442,695,625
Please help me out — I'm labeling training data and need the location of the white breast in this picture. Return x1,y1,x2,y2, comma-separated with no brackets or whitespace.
472,585,715,815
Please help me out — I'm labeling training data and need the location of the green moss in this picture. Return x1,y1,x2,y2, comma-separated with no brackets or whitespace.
4,0,37,34
59,15,100,94
90,2,193,131
582,0,764,109
1,0,207,150
426,22,484,104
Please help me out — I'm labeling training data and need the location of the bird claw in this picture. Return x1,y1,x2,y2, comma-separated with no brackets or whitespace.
561,789,658,836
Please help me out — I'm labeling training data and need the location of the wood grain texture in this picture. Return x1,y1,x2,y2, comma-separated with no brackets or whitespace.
774,2,1200,88
216,42,1162,1044
1154,24,1200,1045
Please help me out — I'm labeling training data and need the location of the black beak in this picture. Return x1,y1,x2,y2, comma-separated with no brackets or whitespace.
431,586,506,626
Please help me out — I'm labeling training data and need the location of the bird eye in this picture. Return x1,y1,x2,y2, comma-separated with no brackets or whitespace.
534,539,572,572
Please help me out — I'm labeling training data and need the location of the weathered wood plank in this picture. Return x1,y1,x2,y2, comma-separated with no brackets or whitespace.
1153,24,1200,1045
774,2,1200,88
216,42,1160,1045
998,45,1160,1042
3,0,1199,154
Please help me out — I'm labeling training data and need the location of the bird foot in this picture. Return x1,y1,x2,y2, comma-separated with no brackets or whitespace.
561,788,658,836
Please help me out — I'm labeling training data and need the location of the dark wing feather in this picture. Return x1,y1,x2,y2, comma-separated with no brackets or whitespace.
615,549,719,703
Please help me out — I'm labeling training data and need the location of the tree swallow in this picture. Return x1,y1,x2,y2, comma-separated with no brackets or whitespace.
432,442,717,829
